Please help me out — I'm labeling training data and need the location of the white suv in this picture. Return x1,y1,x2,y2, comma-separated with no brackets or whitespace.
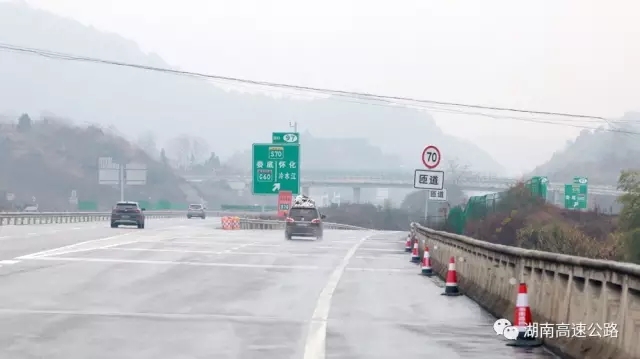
187,204,206,219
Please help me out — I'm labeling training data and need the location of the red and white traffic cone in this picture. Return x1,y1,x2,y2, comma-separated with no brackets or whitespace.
410,242,420,263
507,282,543,347
441,256,462,296
420,246,433,276
404,235,412,252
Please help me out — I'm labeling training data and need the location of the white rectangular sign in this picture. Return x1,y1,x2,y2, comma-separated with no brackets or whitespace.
413,169,444,190
98,157,117,170
98,157,120,185
428,189,447,201
98,168,120,185
125,163,147,185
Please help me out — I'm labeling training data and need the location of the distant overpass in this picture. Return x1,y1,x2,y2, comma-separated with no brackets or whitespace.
181,171,624,196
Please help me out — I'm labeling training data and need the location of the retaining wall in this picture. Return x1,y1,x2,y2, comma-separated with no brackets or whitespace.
411,224,639,359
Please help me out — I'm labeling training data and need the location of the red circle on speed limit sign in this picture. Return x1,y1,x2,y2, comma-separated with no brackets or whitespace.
421,145,441,169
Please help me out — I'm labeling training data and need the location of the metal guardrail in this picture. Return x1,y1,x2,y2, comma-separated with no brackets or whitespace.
0,210,279,226
238,218,368,231
0,211,366,231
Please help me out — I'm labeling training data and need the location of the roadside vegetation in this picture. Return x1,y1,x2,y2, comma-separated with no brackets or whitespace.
455,171,640,264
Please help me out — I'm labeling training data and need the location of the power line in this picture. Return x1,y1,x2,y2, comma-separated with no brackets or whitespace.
214,78,640,134
0,41,632,134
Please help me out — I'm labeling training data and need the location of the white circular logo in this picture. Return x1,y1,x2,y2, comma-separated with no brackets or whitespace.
493,318,512,335
578,178,587,184
283,133,298,143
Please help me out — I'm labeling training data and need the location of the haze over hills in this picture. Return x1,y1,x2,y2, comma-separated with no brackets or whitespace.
0,114,193,210
530,112,640,185
223,130,404,171
0,1,505,175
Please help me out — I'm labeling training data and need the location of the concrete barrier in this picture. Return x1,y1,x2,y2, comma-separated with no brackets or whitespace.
239,218,367,231
412,223,639,359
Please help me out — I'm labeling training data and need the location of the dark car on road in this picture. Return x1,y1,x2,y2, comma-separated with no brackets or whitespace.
111,201,146,228
187,204,206,219
285,204,325,240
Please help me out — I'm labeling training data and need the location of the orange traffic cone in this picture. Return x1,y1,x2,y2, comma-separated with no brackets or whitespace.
506,282,543,347
441,256,462,296
410,242,420,263
420,246,433,276
404,235,412,252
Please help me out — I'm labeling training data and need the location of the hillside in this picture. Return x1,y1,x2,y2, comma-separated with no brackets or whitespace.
530,112,640,185
0,2,505,175
0,115,192,211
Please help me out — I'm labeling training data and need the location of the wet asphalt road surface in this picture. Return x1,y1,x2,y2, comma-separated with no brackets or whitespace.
0,218,558,358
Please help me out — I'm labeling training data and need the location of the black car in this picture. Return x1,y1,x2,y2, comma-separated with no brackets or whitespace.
110,201,146,228
285,205,325,240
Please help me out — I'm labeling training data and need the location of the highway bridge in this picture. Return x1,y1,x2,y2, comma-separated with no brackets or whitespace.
181,171,623,198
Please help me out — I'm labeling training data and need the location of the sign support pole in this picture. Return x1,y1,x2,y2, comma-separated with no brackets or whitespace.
424,192,429,225
417,144,444,227
119,163,125,202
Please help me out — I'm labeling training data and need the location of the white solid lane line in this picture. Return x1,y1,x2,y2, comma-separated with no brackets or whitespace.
0,260,20,265
302,234,372,359
15,233,136,259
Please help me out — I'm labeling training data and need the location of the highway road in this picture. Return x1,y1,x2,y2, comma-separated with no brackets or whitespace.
0,218,558,358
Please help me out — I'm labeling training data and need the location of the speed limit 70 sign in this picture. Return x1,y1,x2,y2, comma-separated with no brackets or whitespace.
421,145,441,169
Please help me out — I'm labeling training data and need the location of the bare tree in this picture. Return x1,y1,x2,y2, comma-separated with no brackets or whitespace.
190,136,210,165
17,113,32,132
165,135,211,170
166,134,192,169
446,158,472,184
137,131,158,158
204,152,221,169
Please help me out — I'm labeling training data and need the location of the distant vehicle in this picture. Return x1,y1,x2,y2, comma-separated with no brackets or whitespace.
187,203,206,219
285,195,325,240
110,201,145,228
23,205,39,212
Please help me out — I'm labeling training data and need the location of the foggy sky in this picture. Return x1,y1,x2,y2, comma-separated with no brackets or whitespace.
11,0,640,175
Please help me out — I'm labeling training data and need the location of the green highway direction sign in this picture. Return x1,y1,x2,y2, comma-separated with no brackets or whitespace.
252,143,300,195
564,176,588,210
272,132,299,144
573,176,588,185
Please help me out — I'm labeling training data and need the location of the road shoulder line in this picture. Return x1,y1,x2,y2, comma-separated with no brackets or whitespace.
302,232,374,359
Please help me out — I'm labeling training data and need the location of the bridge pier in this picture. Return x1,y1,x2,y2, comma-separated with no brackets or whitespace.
301,186,310,196
353,187,361,204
